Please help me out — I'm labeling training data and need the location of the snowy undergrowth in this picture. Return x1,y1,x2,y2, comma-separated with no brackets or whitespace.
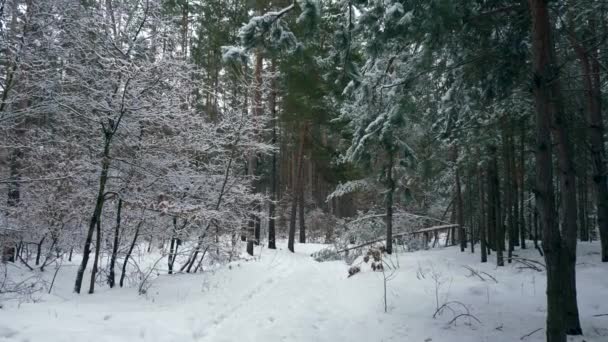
0,241,606,342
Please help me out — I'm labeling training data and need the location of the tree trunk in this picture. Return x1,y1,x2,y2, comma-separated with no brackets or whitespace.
529,1,568,339
74,135,112,294
520,120,527,249
479,164,487,263
454,148,466,252
298,172,306,244
503,127,514,264
168,236,176,274
120,219,142,288
574,32,608,260
385,150,395,254
288,125,306,252
35,235,46,266
268,60,277,249
108,199,122,288
489,145,504,266
88,216,102,294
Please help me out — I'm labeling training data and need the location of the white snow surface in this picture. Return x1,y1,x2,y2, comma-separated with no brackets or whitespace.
0,241,607,342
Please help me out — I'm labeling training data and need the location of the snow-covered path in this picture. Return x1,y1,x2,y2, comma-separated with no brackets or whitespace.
1,242,607,342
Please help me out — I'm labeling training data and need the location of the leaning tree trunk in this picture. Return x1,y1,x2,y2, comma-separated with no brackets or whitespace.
74,134,112,294
108,199,122,288
119,218,143,288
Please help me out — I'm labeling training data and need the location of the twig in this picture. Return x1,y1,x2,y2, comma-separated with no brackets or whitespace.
511,257,545,272
480,271,498,283
17,254,34,271
462,265,485,281
448,313,482,325
48,261,63,294
593,313,608,317
520,328,543,340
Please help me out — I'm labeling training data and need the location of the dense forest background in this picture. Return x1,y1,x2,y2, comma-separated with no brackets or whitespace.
1,1,607,341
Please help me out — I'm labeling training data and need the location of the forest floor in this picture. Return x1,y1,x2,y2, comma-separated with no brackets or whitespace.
0,241,607,342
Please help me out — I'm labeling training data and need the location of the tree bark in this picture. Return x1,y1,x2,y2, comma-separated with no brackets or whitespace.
529,1,569,339
479,164,487,263
88,215,102,294
454,148,466,252
288,124,306,252
385,150,395,254
74,134,112,294
572,29,608,260
35,235,46,266
489,145,504,266
268,60,278,250
119,219,142,288
520,120,527,249
108,199,122,288
503,126,514,264
298,171,306,244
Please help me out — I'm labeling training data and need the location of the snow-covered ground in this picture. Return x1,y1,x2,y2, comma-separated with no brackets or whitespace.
0,241,607,342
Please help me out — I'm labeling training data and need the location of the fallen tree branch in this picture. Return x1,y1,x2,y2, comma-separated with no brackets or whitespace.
448,313,482,325
520,328,543,340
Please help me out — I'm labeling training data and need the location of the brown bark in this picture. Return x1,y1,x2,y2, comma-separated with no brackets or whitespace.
268,61,277,250
570,24,608,260
288,125,306,252
529,0,574,339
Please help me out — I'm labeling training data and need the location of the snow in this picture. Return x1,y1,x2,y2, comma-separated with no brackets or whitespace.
1,241,607,342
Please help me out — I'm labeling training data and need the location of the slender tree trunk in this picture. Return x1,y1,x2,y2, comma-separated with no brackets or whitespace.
168,236,176,274
119,219,142,288
490,145,504,266
298,173,306,244
520,121,527,249
35,235,46,266
268,62,277,249
74,135,112,294
479,164,487,263
454,148,466,252
503,128,514,264
288,125,306,253
268,61,277,249
88,216,102,294
385,150,394,254
108,199,122,288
